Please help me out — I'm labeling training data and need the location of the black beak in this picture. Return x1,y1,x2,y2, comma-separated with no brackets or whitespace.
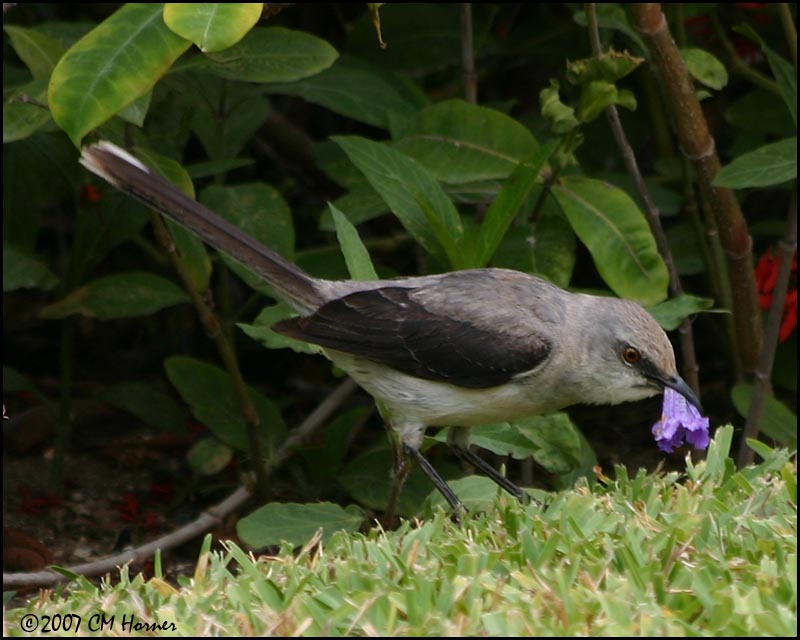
655,374,704,413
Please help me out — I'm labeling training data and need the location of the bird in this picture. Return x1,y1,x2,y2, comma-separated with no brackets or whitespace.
80,141,702,513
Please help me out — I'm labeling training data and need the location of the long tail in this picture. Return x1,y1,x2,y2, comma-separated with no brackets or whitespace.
80,141,323,312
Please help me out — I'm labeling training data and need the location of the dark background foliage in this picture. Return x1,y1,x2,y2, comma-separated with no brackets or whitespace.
3,3,796,573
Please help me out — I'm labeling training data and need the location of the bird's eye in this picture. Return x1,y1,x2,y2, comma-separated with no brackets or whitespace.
622,346,641,364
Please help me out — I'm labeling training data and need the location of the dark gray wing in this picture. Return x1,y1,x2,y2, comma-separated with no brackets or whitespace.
272,286,551,389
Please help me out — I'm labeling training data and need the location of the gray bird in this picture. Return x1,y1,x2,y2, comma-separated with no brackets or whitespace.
80,141,702,512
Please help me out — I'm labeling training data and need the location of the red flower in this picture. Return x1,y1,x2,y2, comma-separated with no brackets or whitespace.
80,184,102,203
755,248,797,342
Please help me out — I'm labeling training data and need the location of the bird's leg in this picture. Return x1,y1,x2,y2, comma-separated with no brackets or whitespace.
447,427,528,503
404,445,464,522
383,429,411,527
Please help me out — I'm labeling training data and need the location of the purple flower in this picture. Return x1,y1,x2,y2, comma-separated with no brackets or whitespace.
652,388,710,453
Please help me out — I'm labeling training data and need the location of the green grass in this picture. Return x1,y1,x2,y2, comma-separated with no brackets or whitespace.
3,427,797,636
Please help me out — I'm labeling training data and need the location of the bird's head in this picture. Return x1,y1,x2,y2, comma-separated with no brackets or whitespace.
577,297,702,412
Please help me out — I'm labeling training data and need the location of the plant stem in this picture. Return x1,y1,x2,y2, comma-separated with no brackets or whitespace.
738,185,797,467
149,211,271,500
586,3,700,395
629,3,763,377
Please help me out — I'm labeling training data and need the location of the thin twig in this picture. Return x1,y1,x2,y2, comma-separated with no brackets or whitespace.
738,186,797,467
585,3,700,395
2,378,359,589
148,212,271,500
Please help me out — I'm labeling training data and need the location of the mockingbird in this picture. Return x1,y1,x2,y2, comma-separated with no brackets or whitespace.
80,141,703,512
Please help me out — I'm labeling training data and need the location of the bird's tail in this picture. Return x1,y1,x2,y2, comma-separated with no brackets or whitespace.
80,141,322,312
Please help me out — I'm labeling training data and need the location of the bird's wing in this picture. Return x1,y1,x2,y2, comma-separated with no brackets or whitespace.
272,284,552,389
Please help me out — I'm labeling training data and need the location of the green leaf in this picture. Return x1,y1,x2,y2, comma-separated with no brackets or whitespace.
197,26,337,83
475,140,558,267
190,80,270,160
3,79,53,143
38,271,189,320
392,99,540,185
200,183,294,296
48,3,191,146
4,25,66,79
714,137,797,189
68,191,149,286
238,303,319,355
730,384,797,448
236,502,364,549
566,50,644,85
163,3,262,53
517,413,597,488
334,136,464,267
424,475,505,513
164,356,286,451
118,91,152,127
680,48,728,90
187,437,234,475
329,203,378,280
576,81,637,123
763,45,797,127
432,423,539,460
339,446,445,515
3,243,59,292
266,55,420,129
540,80,579,134
551,177,669,305
647,294,717,330
736,24,797,126
98,381,188,435
529,199,577,288
134,147,213,293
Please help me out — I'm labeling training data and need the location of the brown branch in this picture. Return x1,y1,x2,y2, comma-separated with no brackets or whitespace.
629,4,763,376
585,4,700,395
2,378,359,589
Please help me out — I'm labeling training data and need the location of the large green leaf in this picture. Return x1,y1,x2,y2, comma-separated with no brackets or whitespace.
38,271,189,320
3,243,59,292
197,26,337,83
474,140,557,267
164,355,286,451
48,3,191,146
392,99,539,185
98,381,188,435
266,55,421,129
551,177,669,305
714,137,797,189
199,183,294,296
163,3,262,53
338,446,449,515
237,502,364,549
3,79,53,143
4,25,66,79
334,136,463,267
